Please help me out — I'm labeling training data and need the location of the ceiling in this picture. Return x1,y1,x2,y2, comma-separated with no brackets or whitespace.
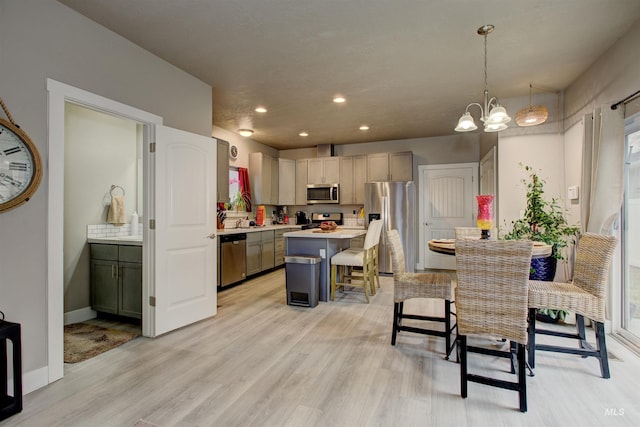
58,0,640,150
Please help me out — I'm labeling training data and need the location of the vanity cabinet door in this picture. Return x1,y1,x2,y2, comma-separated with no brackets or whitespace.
119,261,142,319
91,259,119,315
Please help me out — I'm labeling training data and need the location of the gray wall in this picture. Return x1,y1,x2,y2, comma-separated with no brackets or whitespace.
0,0,212,378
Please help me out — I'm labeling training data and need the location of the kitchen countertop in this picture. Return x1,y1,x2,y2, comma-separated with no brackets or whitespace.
283,228,367,239
88,236,143,246
217,224,303,235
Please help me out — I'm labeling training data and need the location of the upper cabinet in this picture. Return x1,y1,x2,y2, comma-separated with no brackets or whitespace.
249,152,279,205
295,159,308,205
308,157,340,184
278,158,296,205
216,139,230,203
367,151,413,182
340,155,367,205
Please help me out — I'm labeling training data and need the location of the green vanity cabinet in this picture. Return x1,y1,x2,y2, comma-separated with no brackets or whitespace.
90,243,142,319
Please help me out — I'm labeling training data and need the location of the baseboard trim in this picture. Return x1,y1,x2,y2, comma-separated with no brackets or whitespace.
15,366,49,395
64,306,96,325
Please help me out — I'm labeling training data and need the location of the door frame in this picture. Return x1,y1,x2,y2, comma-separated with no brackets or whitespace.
46,79,162,383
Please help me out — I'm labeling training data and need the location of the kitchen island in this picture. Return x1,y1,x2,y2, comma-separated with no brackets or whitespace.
284,228,367,302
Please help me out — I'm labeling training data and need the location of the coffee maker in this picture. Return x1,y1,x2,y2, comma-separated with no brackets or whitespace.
295,211,309,225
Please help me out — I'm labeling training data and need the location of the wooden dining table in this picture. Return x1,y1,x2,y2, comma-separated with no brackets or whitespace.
428,239,553,258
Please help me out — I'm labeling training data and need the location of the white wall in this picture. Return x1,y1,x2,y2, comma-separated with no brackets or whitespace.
64,103,138,312
498,134,568,233
0,0,212,386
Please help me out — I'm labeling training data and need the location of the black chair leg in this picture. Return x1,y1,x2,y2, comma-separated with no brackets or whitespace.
576,314,589,356
517,343,527,413
528,308,537,369
391,302,400,345
595,321,611,379
445,300,451,360
459,335,468,398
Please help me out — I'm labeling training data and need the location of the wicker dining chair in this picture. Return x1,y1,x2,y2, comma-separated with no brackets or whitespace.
388,229,456,359
455,239,533,413
528,232,617,378
330,220,383,303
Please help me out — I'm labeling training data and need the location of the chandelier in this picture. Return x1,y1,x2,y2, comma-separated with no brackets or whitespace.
455,25,511,133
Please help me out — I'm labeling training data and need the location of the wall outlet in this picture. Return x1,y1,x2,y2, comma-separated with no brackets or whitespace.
319,249,326,259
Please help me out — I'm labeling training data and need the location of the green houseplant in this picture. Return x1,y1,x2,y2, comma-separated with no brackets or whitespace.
503,164,580,322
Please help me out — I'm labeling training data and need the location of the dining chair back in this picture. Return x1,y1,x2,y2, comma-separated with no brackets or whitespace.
388,229,456,358
528,232,617,378
455,238,533,412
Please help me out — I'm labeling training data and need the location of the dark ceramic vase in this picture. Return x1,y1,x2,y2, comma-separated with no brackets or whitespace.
529,255,557,281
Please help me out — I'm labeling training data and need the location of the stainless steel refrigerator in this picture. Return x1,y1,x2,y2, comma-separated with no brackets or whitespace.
365,181,415,274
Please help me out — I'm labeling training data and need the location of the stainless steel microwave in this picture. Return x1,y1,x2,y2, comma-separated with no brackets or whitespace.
306,183,340,204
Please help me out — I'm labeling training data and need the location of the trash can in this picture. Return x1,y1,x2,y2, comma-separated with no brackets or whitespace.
285,255,322,307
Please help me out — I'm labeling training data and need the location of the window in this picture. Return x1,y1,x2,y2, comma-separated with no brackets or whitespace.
622,113,640,344
228,168,244,211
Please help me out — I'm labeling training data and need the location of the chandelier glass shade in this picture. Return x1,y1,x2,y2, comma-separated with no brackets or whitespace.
454,25,511,133
515,84,549,127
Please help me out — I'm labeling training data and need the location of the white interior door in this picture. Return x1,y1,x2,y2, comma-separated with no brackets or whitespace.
153,126,217,336
419,163,477,270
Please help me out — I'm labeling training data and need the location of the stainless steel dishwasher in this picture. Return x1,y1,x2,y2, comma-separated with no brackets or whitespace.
219,233,247,288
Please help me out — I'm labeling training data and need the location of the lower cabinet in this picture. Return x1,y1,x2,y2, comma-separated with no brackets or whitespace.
246,230,276,276
90,244,142,319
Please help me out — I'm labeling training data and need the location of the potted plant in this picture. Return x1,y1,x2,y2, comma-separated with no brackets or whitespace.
502,164,580,322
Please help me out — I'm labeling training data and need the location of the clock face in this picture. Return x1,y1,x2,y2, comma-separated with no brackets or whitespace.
230,145,238,159
0,118,42,212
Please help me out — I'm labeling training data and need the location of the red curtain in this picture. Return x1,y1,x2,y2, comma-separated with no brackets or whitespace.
238,167,252,212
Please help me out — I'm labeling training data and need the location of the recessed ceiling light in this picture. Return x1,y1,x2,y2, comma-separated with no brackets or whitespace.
238,129,254,137
359,125,370,131
299,131,309,137
333,96,346,103
255,106,267,113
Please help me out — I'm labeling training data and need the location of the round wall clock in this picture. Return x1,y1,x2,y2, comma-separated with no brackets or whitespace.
229,144,238,159
0,116,43,213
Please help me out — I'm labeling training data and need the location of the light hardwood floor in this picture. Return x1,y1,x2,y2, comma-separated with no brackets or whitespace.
7,269,640,426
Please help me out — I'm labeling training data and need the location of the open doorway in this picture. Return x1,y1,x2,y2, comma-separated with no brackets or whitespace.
62,103,143,361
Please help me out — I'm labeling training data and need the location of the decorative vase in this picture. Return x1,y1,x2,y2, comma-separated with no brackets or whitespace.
530,255,557,281
476,194,494,239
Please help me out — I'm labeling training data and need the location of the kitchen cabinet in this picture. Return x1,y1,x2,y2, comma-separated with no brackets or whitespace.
249,152,279,205
278,158,296,205
90,243,142,319
246,230,275,276
274,228,294,267
340,155,367,205
295,159,308,205
307,157,340,184
367,151,413,182
216,138,230,203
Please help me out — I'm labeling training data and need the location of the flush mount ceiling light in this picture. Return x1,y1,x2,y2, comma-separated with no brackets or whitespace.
299,131,309,137
255,106,267,113
515,84,549,127
455,25,511,133
359,125,370,131
238,129,254,137
333,96,346,103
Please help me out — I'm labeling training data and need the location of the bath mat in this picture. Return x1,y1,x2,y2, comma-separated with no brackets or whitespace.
64,322,138,363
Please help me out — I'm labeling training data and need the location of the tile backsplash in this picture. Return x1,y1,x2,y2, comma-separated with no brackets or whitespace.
87,224,142,238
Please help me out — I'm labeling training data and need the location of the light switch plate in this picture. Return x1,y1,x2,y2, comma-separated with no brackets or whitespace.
568,185,579,200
